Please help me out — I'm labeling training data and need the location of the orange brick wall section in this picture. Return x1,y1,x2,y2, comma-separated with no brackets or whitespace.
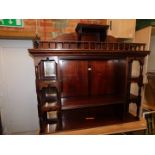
0,19,107,40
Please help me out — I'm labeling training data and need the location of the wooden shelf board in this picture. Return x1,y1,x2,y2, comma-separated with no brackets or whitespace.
55,118,146,135
41,102,60,112
44,114,146,135
61,96,125,110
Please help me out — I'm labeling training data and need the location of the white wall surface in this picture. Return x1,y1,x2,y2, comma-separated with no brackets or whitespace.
0,40,39,134
148,35,155,71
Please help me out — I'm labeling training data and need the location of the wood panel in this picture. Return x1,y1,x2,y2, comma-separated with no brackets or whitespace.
60,60,88,97
91,60,114,95
91,60,126,96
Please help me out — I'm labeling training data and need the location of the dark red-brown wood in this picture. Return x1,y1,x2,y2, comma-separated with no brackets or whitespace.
60,60,88,97
90,60,126,96
29,26,150,134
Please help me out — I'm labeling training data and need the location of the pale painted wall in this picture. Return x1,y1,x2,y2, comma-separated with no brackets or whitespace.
148,35,155,71
0,40,39,134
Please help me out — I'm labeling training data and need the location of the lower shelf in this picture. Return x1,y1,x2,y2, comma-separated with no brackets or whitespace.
55,117,146,135
41,105,139,134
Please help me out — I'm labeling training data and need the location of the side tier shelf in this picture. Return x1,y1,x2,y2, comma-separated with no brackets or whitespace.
38,86,62,134
128,57,145,118
130,94,138,103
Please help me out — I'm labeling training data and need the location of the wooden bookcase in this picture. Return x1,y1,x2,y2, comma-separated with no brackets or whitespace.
29,24,149,134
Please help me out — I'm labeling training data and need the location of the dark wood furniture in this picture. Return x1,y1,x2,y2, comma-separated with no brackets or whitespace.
29,24,150,134
75,23,109,42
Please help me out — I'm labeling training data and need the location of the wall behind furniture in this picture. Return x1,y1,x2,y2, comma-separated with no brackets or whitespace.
0,40,39,134
0,19,107,40
148,35,155,71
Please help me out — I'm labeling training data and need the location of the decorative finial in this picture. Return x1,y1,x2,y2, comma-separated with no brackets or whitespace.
33,34,40,48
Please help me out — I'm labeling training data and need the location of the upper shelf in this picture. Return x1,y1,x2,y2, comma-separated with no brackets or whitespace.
29,23,150,57
32,40,146,51
29,40,150,58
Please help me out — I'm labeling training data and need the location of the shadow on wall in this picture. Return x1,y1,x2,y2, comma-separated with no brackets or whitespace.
144,72,155,109
0,111,2,135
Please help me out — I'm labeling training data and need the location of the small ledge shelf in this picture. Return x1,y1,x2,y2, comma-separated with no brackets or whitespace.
41,101,60,112
130,94,138,103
